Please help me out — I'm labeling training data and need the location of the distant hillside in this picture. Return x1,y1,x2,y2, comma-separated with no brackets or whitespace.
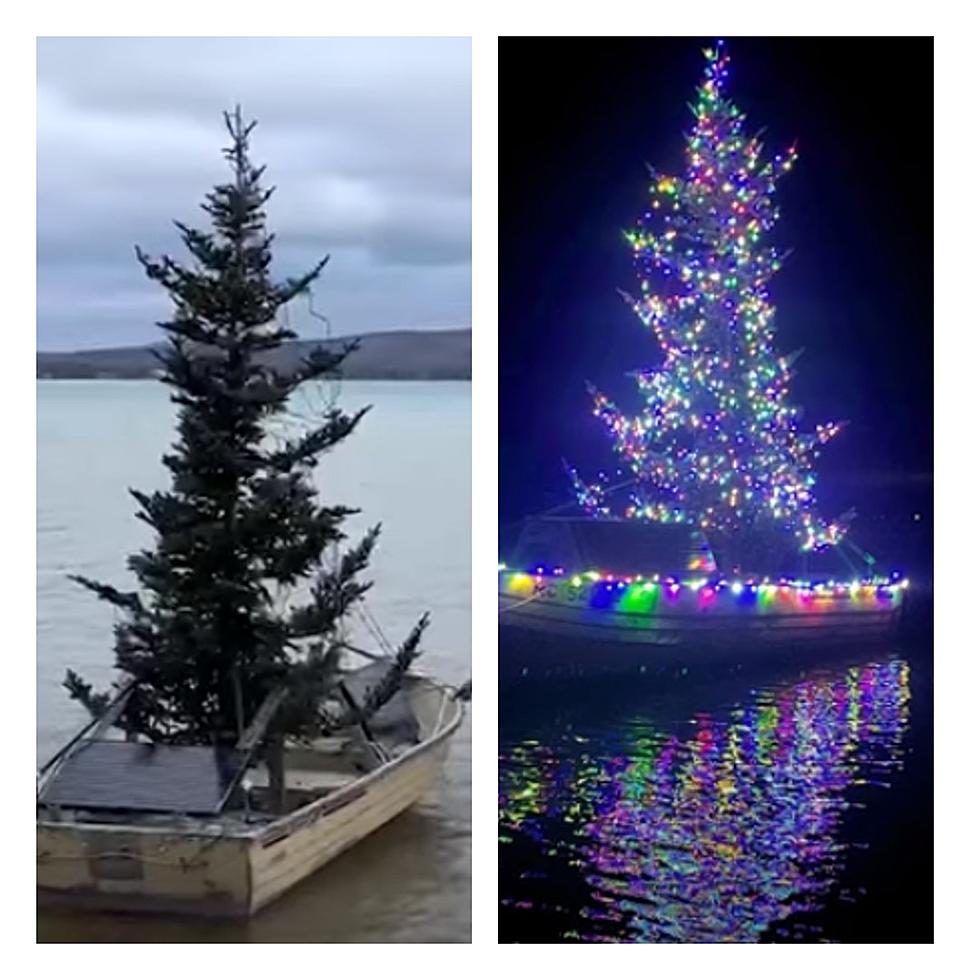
37,328,471,381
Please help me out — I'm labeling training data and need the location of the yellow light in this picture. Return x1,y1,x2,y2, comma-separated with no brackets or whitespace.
508,573,535,596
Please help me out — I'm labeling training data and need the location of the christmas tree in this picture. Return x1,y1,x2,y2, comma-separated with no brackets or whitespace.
64,109,427,797
570,40,848,572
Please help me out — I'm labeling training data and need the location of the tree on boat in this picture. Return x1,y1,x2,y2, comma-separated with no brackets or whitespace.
568,41,850,574
64,108,428,807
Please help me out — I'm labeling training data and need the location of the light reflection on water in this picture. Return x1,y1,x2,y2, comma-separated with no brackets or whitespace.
499,656,913,943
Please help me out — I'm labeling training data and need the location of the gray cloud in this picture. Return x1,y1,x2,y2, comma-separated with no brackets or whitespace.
37,37,471,350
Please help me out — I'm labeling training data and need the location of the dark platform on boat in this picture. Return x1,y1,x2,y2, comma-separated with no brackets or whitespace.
509,516,715,576
38,740,248,816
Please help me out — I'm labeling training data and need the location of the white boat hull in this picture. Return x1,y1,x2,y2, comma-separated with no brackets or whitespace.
37,679,464,918
500,586,904,680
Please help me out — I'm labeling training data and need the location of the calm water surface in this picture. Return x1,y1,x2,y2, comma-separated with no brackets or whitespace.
37,379,471,943
499,632,933,943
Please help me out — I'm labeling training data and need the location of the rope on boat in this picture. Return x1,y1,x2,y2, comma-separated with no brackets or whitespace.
355,602,397,658
838,537,878,573
433,691,449,734
500,471,640,528
499,591,544,613
339,640,386,664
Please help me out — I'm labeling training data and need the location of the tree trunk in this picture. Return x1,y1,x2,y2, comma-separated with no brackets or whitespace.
267,736,286,814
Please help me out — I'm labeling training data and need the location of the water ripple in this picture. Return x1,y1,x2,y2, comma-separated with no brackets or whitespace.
500,657,912,942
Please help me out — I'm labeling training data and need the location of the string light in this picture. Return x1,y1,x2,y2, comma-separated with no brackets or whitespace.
571,40,846,552
500,565,909,611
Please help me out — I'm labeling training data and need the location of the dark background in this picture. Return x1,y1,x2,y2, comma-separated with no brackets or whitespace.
499,37,933,581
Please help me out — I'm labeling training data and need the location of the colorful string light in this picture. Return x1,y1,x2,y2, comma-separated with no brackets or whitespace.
499,563,909,612
571,40,847,552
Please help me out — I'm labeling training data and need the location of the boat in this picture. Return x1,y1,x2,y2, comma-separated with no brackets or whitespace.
37,659,466,918
499,516,908,679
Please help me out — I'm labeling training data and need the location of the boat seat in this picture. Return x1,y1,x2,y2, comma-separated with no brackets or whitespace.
249,766,354,794
284,769,353,792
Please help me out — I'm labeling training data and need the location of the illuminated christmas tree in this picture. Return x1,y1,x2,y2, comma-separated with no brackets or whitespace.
570,40,848,572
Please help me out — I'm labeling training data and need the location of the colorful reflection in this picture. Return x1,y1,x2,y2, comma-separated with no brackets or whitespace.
499,659,911,942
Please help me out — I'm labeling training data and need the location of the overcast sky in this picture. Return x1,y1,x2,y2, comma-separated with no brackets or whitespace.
37,37,471,351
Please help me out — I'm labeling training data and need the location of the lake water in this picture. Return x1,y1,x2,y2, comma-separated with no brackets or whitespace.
36,379,471,943
499,621,933,943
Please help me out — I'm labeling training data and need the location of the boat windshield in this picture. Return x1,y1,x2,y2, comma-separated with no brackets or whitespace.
510,517,717,576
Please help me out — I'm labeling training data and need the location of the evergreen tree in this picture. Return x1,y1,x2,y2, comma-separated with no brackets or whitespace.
569,41,848,571
65,108,427,767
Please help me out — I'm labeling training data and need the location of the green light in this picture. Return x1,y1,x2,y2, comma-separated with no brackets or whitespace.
619,582,660,614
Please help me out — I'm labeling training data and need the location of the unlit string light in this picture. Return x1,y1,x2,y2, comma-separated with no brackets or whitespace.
266,286,347,622
297,292,397,659
270,290,400,661
273,286,340,433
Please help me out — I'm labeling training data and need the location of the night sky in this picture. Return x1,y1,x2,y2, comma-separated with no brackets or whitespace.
499,37,933,575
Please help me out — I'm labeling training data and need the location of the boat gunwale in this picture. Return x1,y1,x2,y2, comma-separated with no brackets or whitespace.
37,675,465,842
499,591,903,626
